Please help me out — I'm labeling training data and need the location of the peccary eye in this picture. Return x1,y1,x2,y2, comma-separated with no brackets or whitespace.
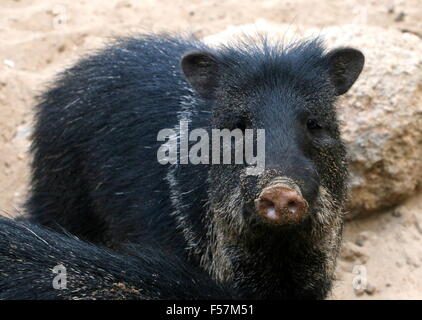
306,119,323,131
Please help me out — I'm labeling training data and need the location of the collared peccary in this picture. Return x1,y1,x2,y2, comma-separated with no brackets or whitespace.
22,33,364,299
0,217,232,299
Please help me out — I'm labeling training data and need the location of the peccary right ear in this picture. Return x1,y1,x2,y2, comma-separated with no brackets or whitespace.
181,50,219,99
326,48,365,95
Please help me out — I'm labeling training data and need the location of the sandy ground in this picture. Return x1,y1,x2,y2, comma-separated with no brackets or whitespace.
0,0,421,299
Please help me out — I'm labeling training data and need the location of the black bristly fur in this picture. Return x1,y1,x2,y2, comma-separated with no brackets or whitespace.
13,33,364,299
0,217,233,299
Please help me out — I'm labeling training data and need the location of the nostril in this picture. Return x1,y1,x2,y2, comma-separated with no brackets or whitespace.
255,198,278,221
287,200,299,214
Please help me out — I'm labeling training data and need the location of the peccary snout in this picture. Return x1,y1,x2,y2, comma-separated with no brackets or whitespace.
255,184,308,225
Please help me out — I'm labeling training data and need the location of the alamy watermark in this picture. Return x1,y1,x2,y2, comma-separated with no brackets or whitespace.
52,264,67,290
157,121,266,175
352,265,367,291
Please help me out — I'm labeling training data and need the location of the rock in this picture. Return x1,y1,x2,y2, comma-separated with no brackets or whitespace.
392,209,402,218
364,282,377,295
355,230,375,247
340,241,369,264
328,25,422,218
394,12,406,22
205,22,422,218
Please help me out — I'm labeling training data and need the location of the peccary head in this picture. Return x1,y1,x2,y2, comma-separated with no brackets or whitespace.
181,37,364,298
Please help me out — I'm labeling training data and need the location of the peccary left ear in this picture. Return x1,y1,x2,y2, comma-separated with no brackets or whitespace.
181,50,219,99
326,48,365,95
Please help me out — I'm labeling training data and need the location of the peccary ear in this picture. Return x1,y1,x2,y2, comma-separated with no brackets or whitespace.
181,50,219,99
326,48,365,95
